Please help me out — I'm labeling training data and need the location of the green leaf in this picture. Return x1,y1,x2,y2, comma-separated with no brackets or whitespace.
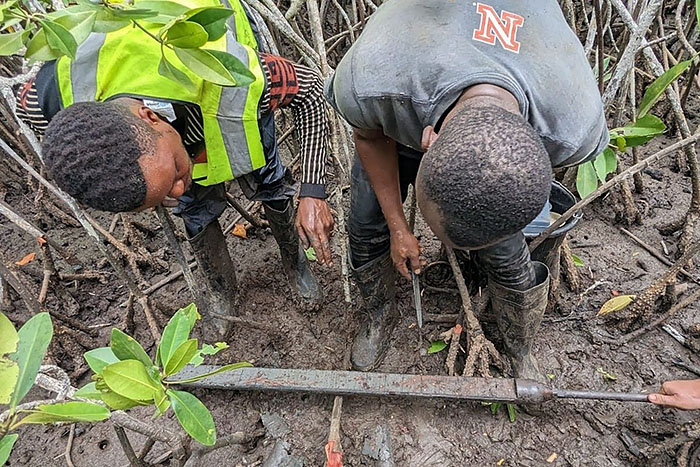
100,390,145,410
165,361,252,384
158,53,197,91
304,247,317,262
571,254,584,267
697,0,700,38
576,161,598,198
506,403,517,422
84,347,119,374
185,6,232,41
9,312,53,410
47,10,96,46
592,151,608,183
638,59,693,118
0,360,19,405
610,114,666,148
48,4,128,33
205,49,255,86
158,303,199,369
41,19,78,60
1,17,24,32
110,329,153,368
427,341,447,354
189,342,228,367
597,367,618,381
167,389,216,445
174,47,235,86
0,313,18,356
0,434,18,466
25,29,63,62
0,30,25,56
164,339,198,376
74,382,102,400
102,360,161,401
490,402,501,415
597,294,636,316
18,401,110,424
603,146,618,174
165,21,208,48
135,0,189,23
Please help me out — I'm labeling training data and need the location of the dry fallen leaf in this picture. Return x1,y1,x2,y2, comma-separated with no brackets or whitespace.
232,224,247,239
37,236,47,245
597,295,636,316
497,459,505,466
15,252,36,266
547,453,558,463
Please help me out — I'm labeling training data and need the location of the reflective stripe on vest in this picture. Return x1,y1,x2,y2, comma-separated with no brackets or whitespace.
55,0,265,186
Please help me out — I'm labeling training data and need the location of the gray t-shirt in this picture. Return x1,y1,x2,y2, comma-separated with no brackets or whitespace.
327,0,609,167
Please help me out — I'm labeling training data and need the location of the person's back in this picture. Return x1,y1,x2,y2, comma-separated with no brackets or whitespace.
329,0,607,166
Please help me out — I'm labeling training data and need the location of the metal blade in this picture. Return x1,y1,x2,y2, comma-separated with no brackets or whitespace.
176,366,519,402
411,272,423,328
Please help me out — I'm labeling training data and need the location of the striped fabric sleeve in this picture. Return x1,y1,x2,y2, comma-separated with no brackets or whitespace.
15,80,49,137
259,53,330,199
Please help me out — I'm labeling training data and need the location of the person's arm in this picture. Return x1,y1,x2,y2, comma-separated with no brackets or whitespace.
353,128,421,279
649,379,700,410
15,79,50,137
259,54,335,266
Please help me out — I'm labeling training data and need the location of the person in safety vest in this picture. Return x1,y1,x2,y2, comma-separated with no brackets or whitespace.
325,0,609,374
17,0,333,335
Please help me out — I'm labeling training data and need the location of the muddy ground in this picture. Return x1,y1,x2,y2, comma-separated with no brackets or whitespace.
3,121,700,466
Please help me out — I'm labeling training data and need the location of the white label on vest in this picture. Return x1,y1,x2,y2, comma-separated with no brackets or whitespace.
143,99,177,122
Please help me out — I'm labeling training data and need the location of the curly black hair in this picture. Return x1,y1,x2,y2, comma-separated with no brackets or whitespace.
418,104,552,249
42,101,156,212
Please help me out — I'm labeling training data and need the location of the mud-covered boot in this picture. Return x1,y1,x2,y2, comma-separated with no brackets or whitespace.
351,252,400,371
264,201,322,308
189,221,238,337
489,262,550,381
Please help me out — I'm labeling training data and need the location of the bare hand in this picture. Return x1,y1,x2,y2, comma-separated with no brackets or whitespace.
390,228,422,279
296,197,335,266
649,379,700,410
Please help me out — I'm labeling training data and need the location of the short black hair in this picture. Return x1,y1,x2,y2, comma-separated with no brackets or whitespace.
42,101,155,212
418,104,551,248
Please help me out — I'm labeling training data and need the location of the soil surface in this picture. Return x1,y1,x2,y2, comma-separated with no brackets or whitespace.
3,120,700,466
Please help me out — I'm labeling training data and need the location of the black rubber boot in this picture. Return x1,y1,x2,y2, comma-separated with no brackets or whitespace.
350,252,399,372
263,201,322,308
189,221,238,337
489,262,550,381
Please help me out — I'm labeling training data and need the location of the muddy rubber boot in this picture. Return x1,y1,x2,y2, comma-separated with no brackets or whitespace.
189,221,238,337
350,252,400,372
489,262,550,381
263,201,322,308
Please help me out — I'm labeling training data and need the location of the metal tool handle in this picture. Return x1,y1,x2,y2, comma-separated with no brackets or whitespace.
553,389,650,403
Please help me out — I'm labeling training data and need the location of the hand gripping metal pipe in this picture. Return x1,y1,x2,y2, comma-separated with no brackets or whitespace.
174,366,650,404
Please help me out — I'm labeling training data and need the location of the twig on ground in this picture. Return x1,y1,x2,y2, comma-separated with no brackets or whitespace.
114,425,145,467
63,424,76,467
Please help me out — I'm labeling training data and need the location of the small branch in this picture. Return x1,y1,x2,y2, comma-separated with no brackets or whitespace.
224,193,266,228
63,424,76,467
114,425,145,467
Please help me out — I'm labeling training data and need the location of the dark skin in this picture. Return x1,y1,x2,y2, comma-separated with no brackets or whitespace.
124,98,335,266
354,84,519,279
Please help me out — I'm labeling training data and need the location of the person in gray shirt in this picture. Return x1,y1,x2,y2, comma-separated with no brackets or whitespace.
326,0,609,376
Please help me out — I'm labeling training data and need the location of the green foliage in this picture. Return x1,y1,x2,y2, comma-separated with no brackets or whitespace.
576,58,695,198
168,389,216,445
488,402,518,422
9,313,53,410
0,313,106,464
0,434,18,466
427,341,447,354
571,254,584,267
0,1,250,88
84,303,251,446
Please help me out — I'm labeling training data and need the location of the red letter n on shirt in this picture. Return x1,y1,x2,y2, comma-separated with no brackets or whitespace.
472,3,524,53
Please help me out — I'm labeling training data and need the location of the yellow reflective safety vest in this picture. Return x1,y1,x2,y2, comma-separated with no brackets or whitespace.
55,0,266,186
